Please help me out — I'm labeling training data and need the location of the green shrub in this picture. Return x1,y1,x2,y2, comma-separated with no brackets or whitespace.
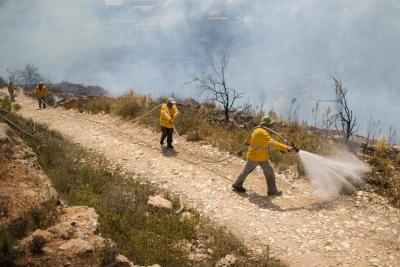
9,217,28,239
29,235,47,254
0,228,19,266
1,96,11,112
11,103,21,112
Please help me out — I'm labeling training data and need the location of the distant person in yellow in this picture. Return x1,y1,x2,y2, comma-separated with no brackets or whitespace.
7,82,15,102
35,81,48,109
160,97,179,149
232,115,295,196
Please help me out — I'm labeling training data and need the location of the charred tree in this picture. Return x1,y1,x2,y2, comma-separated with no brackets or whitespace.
193,53,243,122
332,76,358,143
18,64,43,91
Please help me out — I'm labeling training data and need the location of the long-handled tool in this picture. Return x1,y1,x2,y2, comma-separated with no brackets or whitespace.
266,127,300,152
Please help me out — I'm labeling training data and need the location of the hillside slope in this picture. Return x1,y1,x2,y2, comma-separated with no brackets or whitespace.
10,89,400,267
0,121,138,267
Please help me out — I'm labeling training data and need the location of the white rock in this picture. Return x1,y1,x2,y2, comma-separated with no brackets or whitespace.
340,241,350,249
58,239,93,254
174,239,192,254
369,258,380,263
148,195,173,210
116,254,135,267
216,254,238,266
188,253,209,262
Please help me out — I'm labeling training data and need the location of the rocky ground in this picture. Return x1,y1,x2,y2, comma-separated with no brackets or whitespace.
19,205,160,267
0,114,158,266
0,122,56,225
8,89,400,266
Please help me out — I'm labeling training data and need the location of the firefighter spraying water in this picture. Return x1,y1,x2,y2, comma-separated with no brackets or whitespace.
233,115,298,196
233,115,368,198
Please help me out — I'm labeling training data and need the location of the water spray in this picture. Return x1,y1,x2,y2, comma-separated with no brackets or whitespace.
266,127,368,199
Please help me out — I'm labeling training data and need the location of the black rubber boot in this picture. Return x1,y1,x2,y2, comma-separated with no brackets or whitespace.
232,185,246,193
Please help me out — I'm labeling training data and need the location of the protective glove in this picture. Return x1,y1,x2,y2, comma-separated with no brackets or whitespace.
288,144,299,153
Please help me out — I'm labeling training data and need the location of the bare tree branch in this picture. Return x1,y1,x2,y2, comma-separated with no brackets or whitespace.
332,76,358,143
6,68,18,84
18,64,43,91
192,53,243,122
388,125,397,146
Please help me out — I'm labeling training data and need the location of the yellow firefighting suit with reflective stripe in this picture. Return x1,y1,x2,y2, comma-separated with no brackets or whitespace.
234,127,289,194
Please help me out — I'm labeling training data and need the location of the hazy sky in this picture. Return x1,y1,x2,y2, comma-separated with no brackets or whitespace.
0,0,399,140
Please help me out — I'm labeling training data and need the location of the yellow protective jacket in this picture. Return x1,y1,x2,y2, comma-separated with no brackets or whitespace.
160,103,179,128
8,85,14,94
35,86,48,97
246,127,289,161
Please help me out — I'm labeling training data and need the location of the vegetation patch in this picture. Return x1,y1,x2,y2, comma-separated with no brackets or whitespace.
365,138,400,207
0,198,59,266
10,114,285,267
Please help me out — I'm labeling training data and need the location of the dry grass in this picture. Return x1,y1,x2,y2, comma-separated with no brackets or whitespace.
8,114,286,267
365,138,400,207
64,93,330,172
56,90,400,206
0,153,8,178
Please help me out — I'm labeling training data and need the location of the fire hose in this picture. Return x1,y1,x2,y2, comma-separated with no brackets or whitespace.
39,97,298,159
265,127,300,152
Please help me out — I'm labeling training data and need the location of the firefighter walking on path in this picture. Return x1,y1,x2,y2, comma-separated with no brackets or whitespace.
7,82,15,102
35,81,48,109
232,115,296,196
160,98,179,149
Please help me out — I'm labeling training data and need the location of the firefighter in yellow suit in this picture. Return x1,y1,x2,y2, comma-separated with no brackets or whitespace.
7,82,15,102
160,98,179,149
35,81,48,109
232,116,295,196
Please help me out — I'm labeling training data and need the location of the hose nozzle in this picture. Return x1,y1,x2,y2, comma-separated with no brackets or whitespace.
291,142,300,153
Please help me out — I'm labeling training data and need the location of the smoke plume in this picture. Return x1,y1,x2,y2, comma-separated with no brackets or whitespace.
0,0,399,138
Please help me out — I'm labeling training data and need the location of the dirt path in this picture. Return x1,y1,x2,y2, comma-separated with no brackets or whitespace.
9,90,400,267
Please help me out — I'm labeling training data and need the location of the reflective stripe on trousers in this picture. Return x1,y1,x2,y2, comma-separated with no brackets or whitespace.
233,159,278,194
